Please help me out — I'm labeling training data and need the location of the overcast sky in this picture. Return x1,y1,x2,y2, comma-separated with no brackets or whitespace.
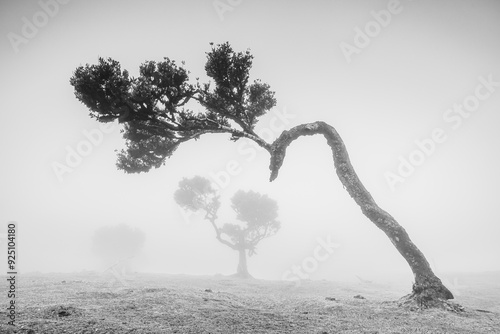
1,0,499,284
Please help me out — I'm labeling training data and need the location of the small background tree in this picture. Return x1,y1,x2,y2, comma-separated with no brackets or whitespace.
91,223,146,275
174,176,280,278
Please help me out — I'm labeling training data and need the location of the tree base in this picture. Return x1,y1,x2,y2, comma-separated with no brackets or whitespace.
231,272,254,279
398,293,465,313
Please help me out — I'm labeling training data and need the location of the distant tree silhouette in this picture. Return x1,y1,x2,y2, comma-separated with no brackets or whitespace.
91,223,145,273
71,42,456,309
174,176,280,278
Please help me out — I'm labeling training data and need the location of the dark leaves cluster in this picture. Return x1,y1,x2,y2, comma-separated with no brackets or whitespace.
70,58,131,123
70,42,276,173
116,120,182,173
201,42,276,131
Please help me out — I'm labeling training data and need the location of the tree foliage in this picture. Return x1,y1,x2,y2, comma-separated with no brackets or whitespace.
174,176,280,255
70,42,276,174
224,190,280,254
174,175,220,220
91,223,146,264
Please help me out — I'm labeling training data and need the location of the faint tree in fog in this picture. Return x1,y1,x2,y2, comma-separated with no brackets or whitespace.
91,223,145,272
174,176,280,278
71,42,457,309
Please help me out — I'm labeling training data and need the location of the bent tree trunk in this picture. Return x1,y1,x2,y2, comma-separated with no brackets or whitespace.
268,121,454,307
236,248,251,278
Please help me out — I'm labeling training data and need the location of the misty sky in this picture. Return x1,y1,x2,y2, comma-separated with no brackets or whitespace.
1,0,499,284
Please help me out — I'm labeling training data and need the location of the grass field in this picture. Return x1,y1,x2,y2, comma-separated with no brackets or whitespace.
1,271,499,333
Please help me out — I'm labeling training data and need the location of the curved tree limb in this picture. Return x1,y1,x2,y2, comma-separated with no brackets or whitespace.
203,209,239,251
267,121,454,303
216,235,239,250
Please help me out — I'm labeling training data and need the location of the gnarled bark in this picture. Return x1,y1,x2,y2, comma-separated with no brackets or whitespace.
267,121,454,307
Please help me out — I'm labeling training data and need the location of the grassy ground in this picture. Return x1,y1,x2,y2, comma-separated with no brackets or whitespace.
0,271,499,333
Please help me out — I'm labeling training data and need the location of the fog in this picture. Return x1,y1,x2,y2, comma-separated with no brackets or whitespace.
1,0,499,289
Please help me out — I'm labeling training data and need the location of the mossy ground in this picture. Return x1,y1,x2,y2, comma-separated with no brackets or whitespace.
1,272,498,333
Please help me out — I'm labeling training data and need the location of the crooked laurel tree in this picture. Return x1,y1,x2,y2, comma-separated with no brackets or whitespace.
70,42,455,308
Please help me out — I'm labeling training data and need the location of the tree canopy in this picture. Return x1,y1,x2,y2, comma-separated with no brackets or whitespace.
91,223,146,264
70,42,276,174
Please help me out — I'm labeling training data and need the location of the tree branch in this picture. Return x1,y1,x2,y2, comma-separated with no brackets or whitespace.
266,121,453,300
216,233,239,250
205,214,238,251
